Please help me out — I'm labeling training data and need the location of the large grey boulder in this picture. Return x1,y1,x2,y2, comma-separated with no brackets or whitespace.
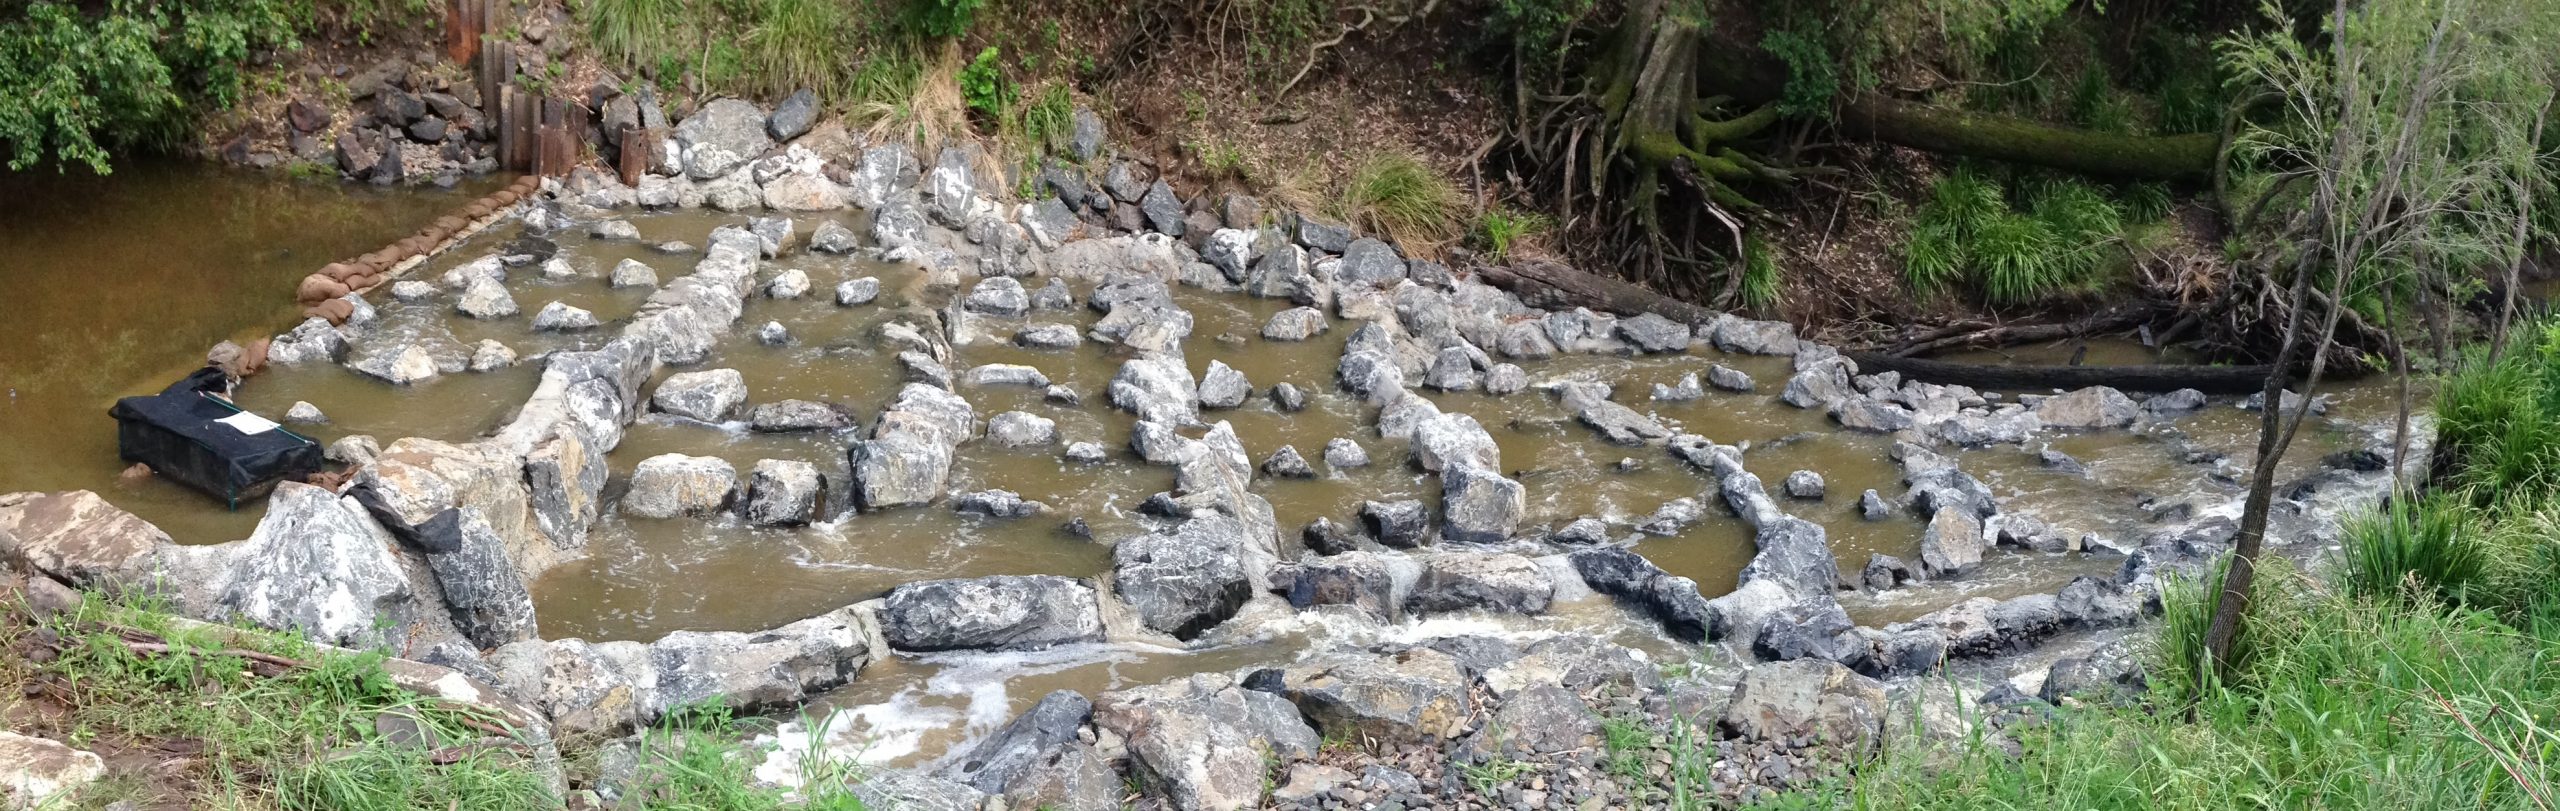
1336,238,1406,285
1919,506,1986,577
1196,360,1251,409
1616,312,1691,353
269,317,349,365
2035,386,2140,430
987,411,1058,447
747,399,856,433
1281,647,1470,743
963,276,1031,317
850,414,956,510
650,368,747,422
1108,355,1199,425
1092,673,1318,811
1360,500,1431,548
622,454,737,518
1721,659,1888,752
882,576,1107,652
674,98,774,179
424,509,539,649
214,482,432,649
944,690,1096,795
1712,316,1801,356
743,459,822,527
1405,552,1552,616
455,278,519,319
1113,514,1263,640
531,301,599,331
646,606,878,715
1439,463,1525,544
1568,546,1712,642
0,731,106,809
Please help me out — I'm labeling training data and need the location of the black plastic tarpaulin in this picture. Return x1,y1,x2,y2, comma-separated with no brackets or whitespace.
108,368,324,509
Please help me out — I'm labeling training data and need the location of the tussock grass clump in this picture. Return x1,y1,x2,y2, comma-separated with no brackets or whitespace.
2438,324,2560,499
1337,151,1463,248
2339,494,2488,609
741,0,856,98
1741,234,1782,311
1902,166,2132,306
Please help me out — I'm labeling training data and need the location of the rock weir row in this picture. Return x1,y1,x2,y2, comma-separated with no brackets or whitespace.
0,95,2425,810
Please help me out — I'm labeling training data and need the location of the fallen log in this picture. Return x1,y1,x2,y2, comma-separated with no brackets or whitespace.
1475,260,1721,325
1845,353,2283,394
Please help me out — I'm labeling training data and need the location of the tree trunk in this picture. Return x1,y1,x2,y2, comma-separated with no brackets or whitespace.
1835,96,2220,180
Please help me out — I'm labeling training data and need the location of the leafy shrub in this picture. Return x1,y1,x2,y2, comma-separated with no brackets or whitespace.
1,0,307,172
958,46,1009,122
1762,26,1839,117
2437,323,2560,498
1016,82,1073,153
587,0,686,71
904,0,984,39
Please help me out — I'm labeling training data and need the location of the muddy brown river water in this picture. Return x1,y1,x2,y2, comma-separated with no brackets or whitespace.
0,163,500,540
0,170,2413,773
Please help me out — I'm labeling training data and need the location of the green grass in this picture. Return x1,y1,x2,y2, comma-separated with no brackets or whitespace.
1766,565,2560,810
2,593,870,809
1472,207,1552,262
1741,233,1783,311
3,595,554,809
2340,494,2491,609
1336,151,1462,248
1903,167,2127,306
742,0,856,98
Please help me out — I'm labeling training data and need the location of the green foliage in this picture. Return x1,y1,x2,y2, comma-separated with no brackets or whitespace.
1017,81,1073,153
2438,324,2560,499
1828,565,2560,810
741,0,855,97
0,0,309,173
2066,66,2134,134
4,595,555,808
1490,0,1597,73
2339,494,2490,609
959,46,1010,121
1336,151,1462,247
1903,167,2124,305
1472,207,1551,262
1741,233,1782,310
903,0,983,39
1762,25,1839,118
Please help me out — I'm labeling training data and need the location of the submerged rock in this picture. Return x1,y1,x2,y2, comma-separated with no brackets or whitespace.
747,399,854,432
1263,445,1316,478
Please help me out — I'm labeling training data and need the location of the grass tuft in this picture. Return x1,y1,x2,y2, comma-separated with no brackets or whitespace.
2339,494,2489,609
1473,207,1552,262
1336,151,1462,249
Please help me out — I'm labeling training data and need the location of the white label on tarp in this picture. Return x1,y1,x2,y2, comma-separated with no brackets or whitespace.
216,411,280,435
